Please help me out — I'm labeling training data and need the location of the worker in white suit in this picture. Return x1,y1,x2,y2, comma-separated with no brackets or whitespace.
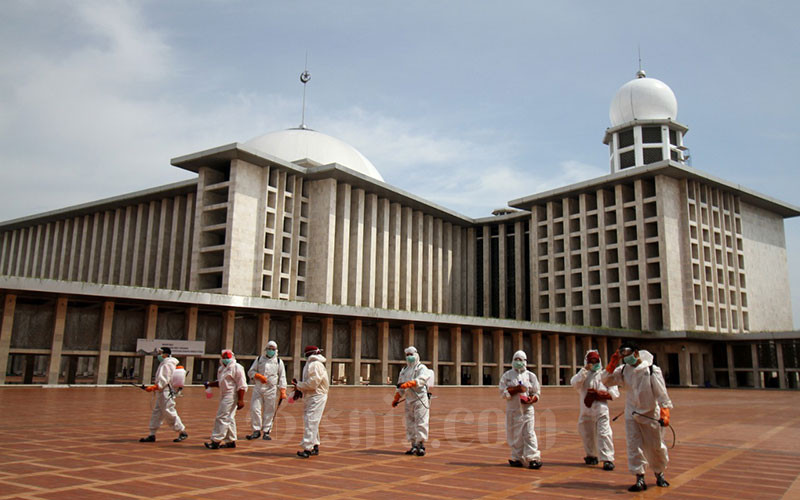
602,341,673,492
499,350,542,469
204,349,248,449
294,345,329,458
139,347,188,443
392,346,433,456
570,349,619,470
246,340,287,440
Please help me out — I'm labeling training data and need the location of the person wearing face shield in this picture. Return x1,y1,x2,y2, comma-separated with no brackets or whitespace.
393,346,433,456
570,349,619,470
294,345,329,458
139,347,188,443
203,349,248,449
602,341,673,492
499,350,542,469
245,340,287,441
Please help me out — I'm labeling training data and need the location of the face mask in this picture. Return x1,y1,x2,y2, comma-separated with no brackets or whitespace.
624,354,637,366
512,360,525,370
591,363,602,372
157,355,164,363
406,355,416,363
266,349,276,357
222,358,232,366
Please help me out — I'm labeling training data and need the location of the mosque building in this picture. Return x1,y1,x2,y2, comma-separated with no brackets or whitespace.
1,71,798,389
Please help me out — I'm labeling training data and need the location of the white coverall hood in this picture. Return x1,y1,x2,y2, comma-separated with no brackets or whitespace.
584,349,601,365
266,340,278,357
512,350,527,372
405,346,420,366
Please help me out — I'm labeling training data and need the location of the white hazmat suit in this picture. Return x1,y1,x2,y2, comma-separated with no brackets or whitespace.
210,355,248,444
247,342,287,437
148,356,186,437
395,346,433,454
602,350,672,477
295,352,329,453
499,350,541,467
570,350,619,464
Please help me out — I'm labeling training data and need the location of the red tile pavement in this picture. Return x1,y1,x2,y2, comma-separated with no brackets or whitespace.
0,386,799,499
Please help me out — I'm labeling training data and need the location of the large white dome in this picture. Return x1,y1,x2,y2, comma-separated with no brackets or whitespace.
609,73,678,127
244,128,384,182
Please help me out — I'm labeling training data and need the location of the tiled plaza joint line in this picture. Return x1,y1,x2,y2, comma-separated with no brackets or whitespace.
1,387,800,499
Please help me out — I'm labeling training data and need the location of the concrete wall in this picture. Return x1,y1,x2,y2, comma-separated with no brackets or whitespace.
740,200,793,331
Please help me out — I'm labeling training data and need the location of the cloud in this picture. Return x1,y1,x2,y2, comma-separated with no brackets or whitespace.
317,108,606,217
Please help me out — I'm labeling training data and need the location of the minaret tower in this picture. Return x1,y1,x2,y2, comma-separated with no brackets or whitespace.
603,70,689,173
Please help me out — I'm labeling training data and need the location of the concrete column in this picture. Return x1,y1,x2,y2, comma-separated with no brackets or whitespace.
140,304,158,384
512,331,523,354
184,306,198,384
474,329,484,384
750,343,760,389
95,301,115,384
482,225,491,316
726,343,736,388
291,314,303,381
598,336,608,365
567,335,577,372
679,349,691,386
498,224,507,318
348,189,365,306
378,320,389,385
549,334,560,385
429,325,439,385
776,342,787,389
321,317,334,377
256,313,270,357
402,323,414,349
222,310,235,352
451,326,462,386
534,332,542,382
350,319,362,385
493,329,504,383
0,294,17,384
47,297,69,385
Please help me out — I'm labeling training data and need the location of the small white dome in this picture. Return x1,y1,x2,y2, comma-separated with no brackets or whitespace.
245,128,384,182
609,74,678,127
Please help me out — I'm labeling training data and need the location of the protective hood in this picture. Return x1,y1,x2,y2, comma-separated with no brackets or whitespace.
405,346,420,365
638,350,654,367
265,340,278,356
163,356,179,369
584,349,601,365
511,350,527,372
307,353,327,364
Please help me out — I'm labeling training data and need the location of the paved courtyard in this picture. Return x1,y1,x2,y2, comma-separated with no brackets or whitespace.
0,385,798,499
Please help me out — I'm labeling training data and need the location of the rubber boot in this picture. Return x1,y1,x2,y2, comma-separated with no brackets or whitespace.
219,441,236,449
263,431,272,441
245,431,261,440
628,474,647,492
603,461,615,471
297,449,311,458
173,431,188,443
405,443,417,455
204,441,220,449
583,456,598,465
655,473,669,487
415,444,426,456
528,460,543,469
508,459,523,468
139,435,155,443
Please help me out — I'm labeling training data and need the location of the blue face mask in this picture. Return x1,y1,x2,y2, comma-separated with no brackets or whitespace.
266,349,276,358
406,355,416,363
591,363,602,372
624,354,637,366
222,358,232,366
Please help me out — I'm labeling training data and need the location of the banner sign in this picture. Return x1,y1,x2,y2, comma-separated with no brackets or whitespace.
136,339,206,356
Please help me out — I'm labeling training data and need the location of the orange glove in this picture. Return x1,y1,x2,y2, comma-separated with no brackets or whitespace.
583,389,598,408
280,388,287,400
507,385,525,395
254,373,267,384
392,392,401,407
145,385,159,392
399,380,417,389
596,390,613,401
606,352,621,373
659,407,670,427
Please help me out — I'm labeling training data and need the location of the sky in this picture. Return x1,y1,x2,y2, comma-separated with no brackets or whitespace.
1,1,798,327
